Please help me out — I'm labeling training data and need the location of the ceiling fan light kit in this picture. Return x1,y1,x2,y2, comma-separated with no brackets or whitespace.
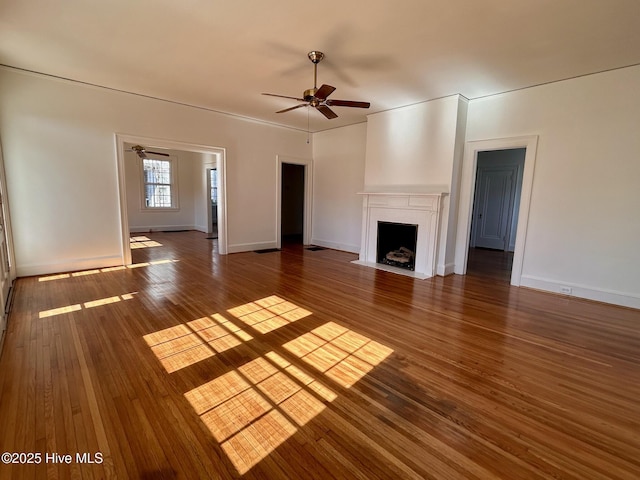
263,51,370,119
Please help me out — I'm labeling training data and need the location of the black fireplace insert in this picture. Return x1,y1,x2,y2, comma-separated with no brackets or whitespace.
376,221,418,271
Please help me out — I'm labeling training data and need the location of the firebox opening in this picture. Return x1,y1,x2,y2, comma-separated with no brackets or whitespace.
376,222,418,271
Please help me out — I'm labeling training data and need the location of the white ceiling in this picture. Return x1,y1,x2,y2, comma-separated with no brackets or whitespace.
2,0,640,132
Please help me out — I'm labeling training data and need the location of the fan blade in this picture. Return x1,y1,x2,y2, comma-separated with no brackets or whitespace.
316,105,338,119
326,99,370,109
263,93,306,101
146,150,170,157
276,104,308,113
314,84,336,101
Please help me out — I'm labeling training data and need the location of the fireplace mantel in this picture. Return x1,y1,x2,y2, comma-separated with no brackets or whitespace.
353,191,446,279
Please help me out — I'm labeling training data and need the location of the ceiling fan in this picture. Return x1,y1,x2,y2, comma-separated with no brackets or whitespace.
127,145,170,159
263,51,370,119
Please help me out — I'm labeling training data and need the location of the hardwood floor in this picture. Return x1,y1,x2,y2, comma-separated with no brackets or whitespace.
1,230,639,479
466,247,514,283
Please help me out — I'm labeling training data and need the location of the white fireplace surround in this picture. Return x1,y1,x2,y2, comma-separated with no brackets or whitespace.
354,192,446,279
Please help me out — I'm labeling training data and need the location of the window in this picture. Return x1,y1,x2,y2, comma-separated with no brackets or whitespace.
142,157,178,209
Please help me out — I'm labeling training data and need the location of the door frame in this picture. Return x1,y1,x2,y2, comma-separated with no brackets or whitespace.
115,133,228,264
454,135,538,286
275,155,312,248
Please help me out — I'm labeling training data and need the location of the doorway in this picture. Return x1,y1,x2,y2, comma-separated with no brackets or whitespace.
471,149,525,251
468,149,525,281
275,155,313,249
116,134,227,265
454,136,538,286
281,163,305,244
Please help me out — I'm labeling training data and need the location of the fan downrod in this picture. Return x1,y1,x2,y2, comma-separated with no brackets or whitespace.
306,51,325,99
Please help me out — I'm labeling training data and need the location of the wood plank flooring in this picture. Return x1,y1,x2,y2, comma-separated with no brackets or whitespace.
0,230,639,479
466,247,513,283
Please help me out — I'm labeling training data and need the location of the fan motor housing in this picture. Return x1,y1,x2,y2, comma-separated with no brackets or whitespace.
303,88,317,102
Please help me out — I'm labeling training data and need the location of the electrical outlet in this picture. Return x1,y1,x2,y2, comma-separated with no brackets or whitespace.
560,286,572,295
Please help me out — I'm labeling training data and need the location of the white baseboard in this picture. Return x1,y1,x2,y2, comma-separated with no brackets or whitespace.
129,225,195,233
227,241,278,254
520,275,640,310
230,239,360,255
310,238,360,254
17,255,124,277
437,262,456,277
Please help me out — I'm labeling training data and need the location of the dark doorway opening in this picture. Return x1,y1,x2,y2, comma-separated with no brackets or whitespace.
281,163,305,245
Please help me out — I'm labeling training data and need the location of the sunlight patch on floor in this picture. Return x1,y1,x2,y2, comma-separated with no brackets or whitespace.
227,295,311,334
143,313,254,373
145,295,393,475
130,236,163,249
38,304,82,318
71,269,102,277
38,273,71,282
185,351,334,475
126,259,179,269
84,293,135,309
100,266,127,273
283,321,394,388
38,259,179,282
38,292,138,319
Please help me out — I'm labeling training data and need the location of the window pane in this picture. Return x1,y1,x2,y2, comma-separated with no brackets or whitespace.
145,185,155,207
144,159,171,183
156,186,171,207
158,171,170,184
145,185,172,207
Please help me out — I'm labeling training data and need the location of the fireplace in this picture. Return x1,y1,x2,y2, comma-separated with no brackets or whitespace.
355,191,445,279
377,222,418,270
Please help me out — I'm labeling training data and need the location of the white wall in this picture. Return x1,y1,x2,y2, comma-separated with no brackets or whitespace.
312,123,367,253
0,67,311,276
465,65,640,308
364,95,461,192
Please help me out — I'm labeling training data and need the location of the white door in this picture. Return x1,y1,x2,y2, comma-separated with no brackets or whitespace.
472,165,516,250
